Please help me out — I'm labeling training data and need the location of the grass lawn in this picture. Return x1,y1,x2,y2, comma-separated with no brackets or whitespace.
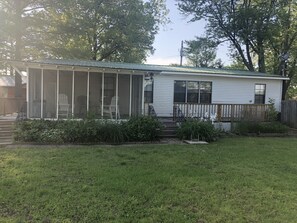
1,137,297,223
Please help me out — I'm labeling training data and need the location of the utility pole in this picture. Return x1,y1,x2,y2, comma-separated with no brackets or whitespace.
180,40,184,66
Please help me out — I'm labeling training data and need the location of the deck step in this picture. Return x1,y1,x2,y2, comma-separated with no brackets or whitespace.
159,118,178,138
0,120,15,145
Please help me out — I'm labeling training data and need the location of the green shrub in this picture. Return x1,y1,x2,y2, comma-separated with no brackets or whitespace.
124,116,162,142
267,98,278,122
15,120,57,142
60,119,102,143
15,117,163,144
235,121,289,135
15,119,103,144
177,119,218,142
39,129,64,144
100,122,125,144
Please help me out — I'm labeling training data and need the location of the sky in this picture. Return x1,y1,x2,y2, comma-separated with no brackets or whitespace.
146,0,231,66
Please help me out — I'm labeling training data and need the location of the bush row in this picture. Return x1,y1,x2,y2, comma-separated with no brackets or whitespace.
14,116,162,144
234,121,289,135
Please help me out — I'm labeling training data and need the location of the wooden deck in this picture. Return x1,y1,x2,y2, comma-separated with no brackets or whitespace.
173,103,270,122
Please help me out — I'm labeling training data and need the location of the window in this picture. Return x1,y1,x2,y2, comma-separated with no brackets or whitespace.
174,80,212,103
144,79,153,103
254,84,266,104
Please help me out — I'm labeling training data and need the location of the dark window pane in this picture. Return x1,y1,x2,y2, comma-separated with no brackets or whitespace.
200,93,212,103
144,79,153,103
187,81,199,103
174,81,186,103
255,95,265,104
199,82,212,103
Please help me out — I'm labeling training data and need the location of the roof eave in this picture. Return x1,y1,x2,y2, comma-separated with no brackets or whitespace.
4,60,160,75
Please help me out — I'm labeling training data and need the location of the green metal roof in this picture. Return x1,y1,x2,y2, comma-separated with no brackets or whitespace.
8,59,289,79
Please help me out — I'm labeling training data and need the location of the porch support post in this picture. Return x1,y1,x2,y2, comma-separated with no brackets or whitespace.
142,75,145,115
72,70,75,116
87,71,90,113
129,73,132,117
26,67,29,119
41,68,44,119
101,72,104,118
56,69,59,119
116,72,119,120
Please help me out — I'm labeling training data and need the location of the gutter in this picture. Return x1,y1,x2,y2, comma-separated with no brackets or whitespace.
161,71,290,81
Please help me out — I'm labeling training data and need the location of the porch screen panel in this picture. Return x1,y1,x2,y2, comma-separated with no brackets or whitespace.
200,82,212,104
89,72,102,118
43,70,57,118
131,75,143,116
118,74,130,118
174,81,186,103
28,68,41,118
103,73,116,118
74,71,87,118
59,71,73,118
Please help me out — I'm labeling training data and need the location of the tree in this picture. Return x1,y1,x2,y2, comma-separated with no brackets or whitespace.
178,0,297,98
0,0,168,63
40,0,167,63
184,37,219,68
0,0,45,96
0,0,46,61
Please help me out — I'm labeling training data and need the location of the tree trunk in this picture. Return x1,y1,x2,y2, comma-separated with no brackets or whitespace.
257,43,266,73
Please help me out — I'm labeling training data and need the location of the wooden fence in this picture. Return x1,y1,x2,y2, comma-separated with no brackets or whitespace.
173,103,270,122
0,97,25,116
281,100,297,128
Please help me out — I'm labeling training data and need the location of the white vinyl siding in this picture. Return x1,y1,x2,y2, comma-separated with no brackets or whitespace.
152,73,283,117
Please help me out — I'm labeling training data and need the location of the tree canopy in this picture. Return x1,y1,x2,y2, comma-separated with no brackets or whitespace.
184,36,220,68
0,0,45,61
0,0,168,63
178,0,297,98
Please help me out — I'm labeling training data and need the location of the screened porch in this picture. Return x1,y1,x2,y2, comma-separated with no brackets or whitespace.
28,68,144,119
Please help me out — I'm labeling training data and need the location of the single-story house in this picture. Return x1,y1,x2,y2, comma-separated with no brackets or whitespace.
7,59,289,121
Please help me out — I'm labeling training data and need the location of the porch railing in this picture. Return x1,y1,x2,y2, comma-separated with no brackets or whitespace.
173,103,270,122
